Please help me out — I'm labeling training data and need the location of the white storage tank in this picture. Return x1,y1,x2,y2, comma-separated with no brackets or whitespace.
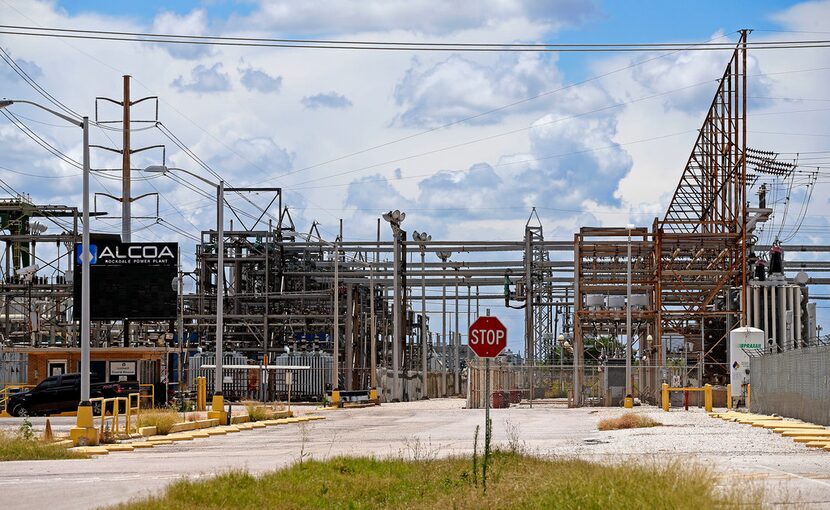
729,327,764,404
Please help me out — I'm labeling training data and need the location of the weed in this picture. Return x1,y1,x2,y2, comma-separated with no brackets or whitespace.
472,425,479,487
598,412,662,431
17,414,34,441
297,422,310,466
138,409,180,435
245,404,275,422
113,454,761,509
504,418,526,454
0,431,88,461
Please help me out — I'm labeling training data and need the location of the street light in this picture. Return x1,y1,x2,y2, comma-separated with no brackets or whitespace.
382,210,405,401
145,165,227,421
0,99,96,445
625,224,634,406
413,230,431,399
436,250,452,396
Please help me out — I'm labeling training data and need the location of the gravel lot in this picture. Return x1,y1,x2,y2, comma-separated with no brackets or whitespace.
2,399,829,508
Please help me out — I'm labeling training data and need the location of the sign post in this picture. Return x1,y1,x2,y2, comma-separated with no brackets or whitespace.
468,314,507,489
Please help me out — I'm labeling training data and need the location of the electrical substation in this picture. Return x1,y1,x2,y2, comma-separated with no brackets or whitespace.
2,32,829,423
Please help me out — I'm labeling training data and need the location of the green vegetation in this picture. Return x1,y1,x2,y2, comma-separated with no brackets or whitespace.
116,452,759,509
597,412,662,431
0,431,87,461
245,403,276,422
138,409,181,435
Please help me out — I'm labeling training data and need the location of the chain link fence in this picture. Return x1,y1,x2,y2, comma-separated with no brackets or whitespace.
751,345,830,425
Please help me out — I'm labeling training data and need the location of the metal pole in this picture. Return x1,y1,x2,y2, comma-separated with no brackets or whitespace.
626,228,633,397
442,266,447,396
421,250,427,399
370,232,377,395
178,247,184,393
121,75,131,243
80,116,90,403
392,228,400,401
333,240,339,392
214,180,224,395
484,355,490,468
454,271,460,394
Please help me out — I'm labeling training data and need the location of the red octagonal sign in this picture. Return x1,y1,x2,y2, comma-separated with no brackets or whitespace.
468,316,507,358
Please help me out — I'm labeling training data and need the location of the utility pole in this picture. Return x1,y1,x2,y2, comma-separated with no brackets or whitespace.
626,227,633,401
382,210,405,401
121,75,131,243
369,219,379,401
437,251,452,397
177,246,184,394
454,268,460,394
413,231,431,400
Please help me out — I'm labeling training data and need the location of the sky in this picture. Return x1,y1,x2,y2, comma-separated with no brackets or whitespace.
2,0,830,352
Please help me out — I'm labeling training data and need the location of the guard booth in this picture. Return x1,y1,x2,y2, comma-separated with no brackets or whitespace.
10,347,169,401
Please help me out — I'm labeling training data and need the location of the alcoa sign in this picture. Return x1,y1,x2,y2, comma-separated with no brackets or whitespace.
76,242,176,266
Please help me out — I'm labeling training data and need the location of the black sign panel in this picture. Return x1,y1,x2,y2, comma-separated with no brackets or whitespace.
73,240,178,320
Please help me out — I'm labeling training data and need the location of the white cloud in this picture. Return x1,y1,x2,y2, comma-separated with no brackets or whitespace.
171,63,232,93
236,0,597,35
239,65,283,93
393,53,560,127
150,9,213,60
301,91,352,110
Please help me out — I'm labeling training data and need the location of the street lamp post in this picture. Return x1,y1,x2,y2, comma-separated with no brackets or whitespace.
382,210,405,401
454,267,460,395
625,225,633,407
413,231,431,399
0,99,97,445
436,251,452,396
145,165,227,421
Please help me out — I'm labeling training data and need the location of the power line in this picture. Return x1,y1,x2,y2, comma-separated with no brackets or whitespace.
4,25,830,52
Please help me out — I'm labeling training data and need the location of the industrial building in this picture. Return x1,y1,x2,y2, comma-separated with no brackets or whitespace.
1,33,829,418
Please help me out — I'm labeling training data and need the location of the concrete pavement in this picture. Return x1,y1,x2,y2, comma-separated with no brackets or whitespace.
1,399,829,508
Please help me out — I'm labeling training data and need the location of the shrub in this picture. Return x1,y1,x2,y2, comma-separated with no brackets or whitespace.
598,412,662,431
246,404,276,422
139,409,181,435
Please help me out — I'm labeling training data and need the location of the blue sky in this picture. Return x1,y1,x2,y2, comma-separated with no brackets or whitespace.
3,0,830,352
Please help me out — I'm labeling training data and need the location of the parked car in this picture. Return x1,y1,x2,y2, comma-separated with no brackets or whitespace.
8,372,140,416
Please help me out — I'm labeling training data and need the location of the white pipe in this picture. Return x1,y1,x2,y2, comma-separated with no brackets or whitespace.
752,286,761,330
763,286,769,346
794,287,802,348
771,286,777,352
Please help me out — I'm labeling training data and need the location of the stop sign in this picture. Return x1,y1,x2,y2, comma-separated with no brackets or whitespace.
468,316,507,358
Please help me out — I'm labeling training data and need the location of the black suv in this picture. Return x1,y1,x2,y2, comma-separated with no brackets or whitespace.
8,373,139,416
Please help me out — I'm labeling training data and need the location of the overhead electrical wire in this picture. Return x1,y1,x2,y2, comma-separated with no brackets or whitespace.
3,24,830,52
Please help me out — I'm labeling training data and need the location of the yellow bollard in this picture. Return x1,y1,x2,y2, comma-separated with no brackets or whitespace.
726,384,732,410
747,384,751,411
208,394,227,424
196,377,207,411
661,383,669,412
369,388,378,401
331,389,341,407
69,403,100,446
704,384,712,412
623,397,634,409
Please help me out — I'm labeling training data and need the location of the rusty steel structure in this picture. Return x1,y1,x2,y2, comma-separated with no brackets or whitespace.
572,31,752,403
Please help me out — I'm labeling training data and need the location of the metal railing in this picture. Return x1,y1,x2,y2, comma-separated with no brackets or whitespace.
89,392,142,442
0,384,34,416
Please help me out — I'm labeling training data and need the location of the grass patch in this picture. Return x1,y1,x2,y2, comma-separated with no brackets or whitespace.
597,412,662,431
138,409,181,435
245,404,276,422
114,452,759,509
0,432,88,461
